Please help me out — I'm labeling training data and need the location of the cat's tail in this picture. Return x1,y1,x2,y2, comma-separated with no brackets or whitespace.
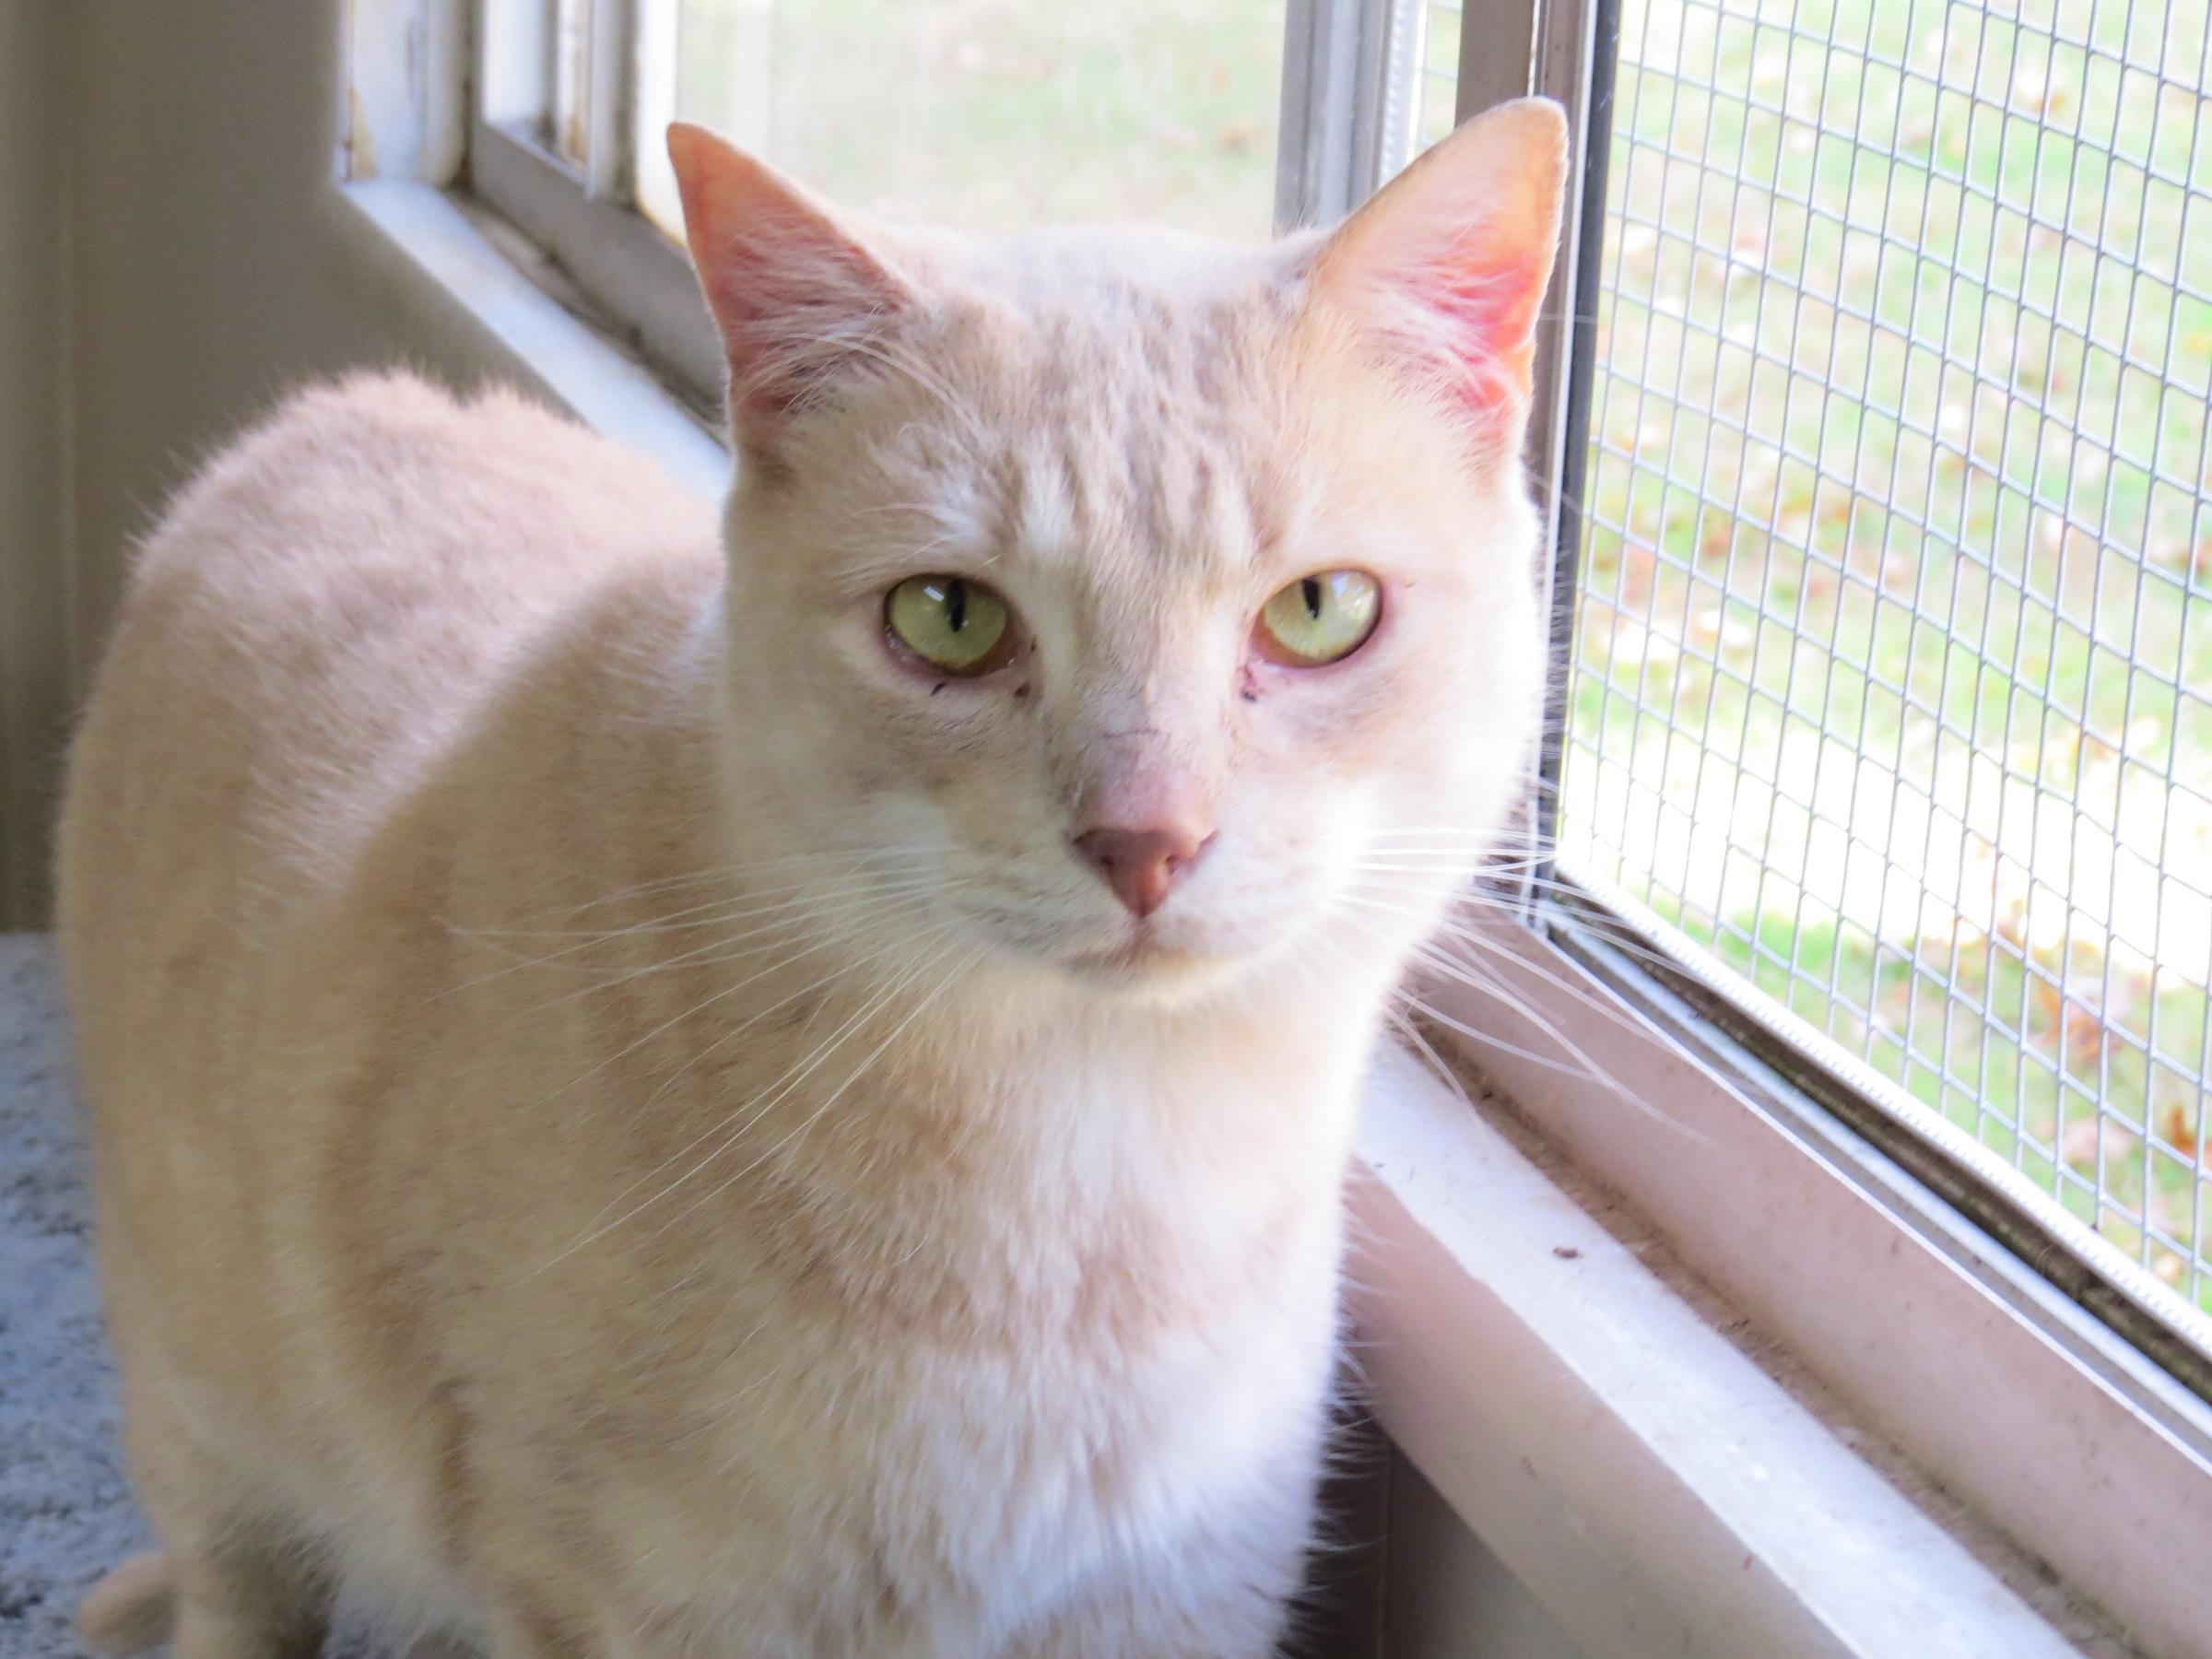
75,1551,176,1655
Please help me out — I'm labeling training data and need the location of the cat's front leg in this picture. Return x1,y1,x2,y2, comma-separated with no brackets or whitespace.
483,1589,611,1659
1013,1583,1293,1659
1007,1510,1314,1659
161,1550,329,1659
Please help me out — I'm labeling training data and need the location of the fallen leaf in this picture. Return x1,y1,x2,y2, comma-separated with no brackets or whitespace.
1217,117,1260,154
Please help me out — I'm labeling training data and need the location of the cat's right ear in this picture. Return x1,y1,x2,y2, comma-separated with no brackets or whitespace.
667,123,913,458
1301,98,1568,459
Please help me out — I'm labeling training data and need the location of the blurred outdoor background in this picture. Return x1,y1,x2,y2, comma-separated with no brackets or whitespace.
656,0,1289,235
1565,0,2212,1312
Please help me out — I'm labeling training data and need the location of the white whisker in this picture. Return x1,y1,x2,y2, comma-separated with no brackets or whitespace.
446,869,935,998
532,920,967,1273
520,877,944,1009
650,940,982,1245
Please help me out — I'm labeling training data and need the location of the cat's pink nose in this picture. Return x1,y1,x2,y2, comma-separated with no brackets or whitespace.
1074,823,1217,919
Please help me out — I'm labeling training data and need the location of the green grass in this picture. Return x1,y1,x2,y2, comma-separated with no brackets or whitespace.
1564,0,2212,1313
671,0,1285,237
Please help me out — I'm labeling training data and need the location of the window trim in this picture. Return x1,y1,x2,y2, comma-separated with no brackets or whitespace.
1431,898,2212,1658
341,2,2212,1651
1277,0,1431,229
1351,1044,2103,1659
1428,0,2212,1646
1547,869,2212,1407
465,0,724,410
466,117,723,409
465,0,1432,409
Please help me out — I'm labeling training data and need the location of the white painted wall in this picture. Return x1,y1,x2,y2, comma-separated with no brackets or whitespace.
0,0,71,928
0,0,552,926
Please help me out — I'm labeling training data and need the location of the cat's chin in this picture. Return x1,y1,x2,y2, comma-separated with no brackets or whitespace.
943,898,1266,999
1047,930,1261,1003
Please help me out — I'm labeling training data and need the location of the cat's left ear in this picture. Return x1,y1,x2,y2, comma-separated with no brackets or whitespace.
667,122,916,458
1305,98,1568,449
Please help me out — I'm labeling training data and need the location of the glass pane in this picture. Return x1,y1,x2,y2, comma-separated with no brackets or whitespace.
1560,0,2212,1320
639,0,1285,241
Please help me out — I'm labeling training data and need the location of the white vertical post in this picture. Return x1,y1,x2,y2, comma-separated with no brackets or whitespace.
345,0,470,183
582,0,634,198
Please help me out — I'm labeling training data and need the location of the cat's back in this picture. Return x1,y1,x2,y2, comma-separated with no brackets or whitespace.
56,371,718,1032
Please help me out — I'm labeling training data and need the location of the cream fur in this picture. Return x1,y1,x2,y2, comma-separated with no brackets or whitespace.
58,102,1566,1658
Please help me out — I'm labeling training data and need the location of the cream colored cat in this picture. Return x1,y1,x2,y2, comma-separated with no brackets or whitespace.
57,101,1564,1658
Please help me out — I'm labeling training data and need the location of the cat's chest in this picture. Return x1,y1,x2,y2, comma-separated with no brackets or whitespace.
504,990,1361,1641
607,1167,1346,1643
692,1027,1357,1342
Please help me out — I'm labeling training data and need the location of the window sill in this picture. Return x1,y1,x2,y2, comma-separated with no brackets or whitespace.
337,177,2124,1659
333,180,727,500
1353,1044,2104,1658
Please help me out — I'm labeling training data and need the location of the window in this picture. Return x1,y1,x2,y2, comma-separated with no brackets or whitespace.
1433,0,2212,1639
464,0,1461,407
1558,0,2212,1329
449,0,2210,1403
354,0,2212,1640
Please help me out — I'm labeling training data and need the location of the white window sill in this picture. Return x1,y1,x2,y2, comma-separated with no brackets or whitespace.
336,177,2119,1659
1353,1044,2111,1658
335,181,728,501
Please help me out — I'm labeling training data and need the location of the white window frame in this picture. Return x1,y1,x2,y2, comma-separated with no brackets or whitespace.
1397,0,2212,1651
439,0,1456,417
340,2,2212,1653
466,0,724,406
1276,0,1432,229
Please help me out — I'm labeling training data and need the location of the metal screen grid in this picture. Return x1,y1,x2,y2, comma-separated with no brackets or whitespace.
1559,0,2212,1313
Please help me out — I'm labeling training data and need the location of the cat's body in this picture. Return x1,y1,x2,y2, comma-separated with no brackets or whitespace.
62,376,1351,1655
58,104,1565,1657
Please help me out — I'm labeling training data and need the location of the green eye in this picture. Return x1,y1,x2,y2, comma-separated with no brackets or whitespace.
1255,570,1382,666
885,575,1018,677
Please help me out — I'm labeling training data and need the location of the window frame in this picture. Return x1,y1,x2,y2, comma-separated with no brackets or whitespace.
1277,0,1432,228
467,0,722,407
344,0,2212,1649
461,0,1449,416
1432,0,2212,1650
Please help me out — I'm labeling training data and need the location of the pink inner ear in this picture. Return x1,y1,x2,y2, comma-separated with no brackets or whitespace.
698,229,899,425
1316,100,1568,441
1405,242,1548,420
668,125,908,452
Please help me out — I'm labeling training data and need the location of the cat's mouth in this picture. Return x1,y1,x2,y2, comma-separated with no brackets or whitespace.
954,894,1263,994
1056,922,1240,992
1070,934,1186,971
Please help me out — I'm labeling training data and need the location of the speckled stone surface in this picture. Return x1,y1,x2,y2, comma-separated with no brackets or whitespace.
0,935,399,1659
0,933,146,1658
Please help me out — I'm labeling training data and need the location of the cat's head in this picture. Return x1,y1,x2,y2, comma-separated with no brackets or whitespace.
671,105,1565,1005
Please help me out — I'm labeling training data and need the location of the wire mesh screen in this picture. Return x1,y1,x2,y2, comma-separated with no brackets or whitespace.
1559,0,2212,1316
